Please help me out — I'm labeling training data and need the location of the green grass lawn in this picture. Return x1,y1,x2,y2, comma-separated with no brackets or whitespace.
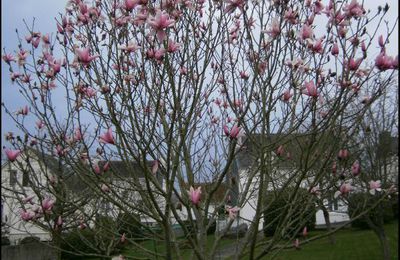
120,234,237,259
86,221,398,259
241,221,398,260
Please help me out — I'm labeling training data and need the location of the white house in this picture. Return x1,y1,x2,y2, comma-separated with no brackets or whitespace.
226,133,350,232
226,132,399,232
1,148,167,245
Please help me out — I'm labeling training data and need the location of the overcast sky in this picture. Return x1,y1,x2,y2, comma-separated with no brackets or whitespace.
1,0,398,162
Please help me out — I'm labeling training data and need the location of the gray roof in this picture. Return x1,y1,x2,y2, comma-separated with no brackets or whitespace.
378,132,398,158
23,148,161,192
235,133,330,170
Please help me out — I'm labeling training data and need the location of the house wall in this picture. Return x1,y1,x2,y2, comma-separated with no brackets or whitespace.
1,156,53,245
235,166,354,230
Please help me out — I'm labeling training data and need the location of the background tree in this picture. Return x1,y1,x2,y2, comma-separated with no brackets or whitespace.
347,86,398,260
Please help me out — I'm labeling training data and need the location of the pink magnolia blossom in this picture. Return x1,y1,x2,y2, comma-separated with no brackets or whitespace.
2,53,15,64
152,160,159,174
334,183,353,198
49,175,57,185
103,161,111,172
32,37,40,48
93,162,102,175
223,124,244,139
331,43,339,56
310,37,324,54
347,58,362,71
281,90,293,102
121,233,127,243
20,210,35,221
42,34,50,44
123,0,140,11
42,198,55,212
375,52,396,71
55,145,67,157
310,186,321,196
74,128,83,141
84,87,97,98
378,35,385,48
338,25,348,38
153,47,166,60
36,120,45,129
263,18,280,38
276,145,284,156
133,8,148,25
167,39,181,53
299,24,313,40
351,160,360,176
99,128,115,145
119,42,140,53
224,0,245,14
21,74,32,83
180,66,188,75
337,149,349,160
5,149,21,162
17,49,29,66
25,34,33,43
187,186,202,206
17,106,29,116
284,8,298,24
302,81,318,97
313,0,324,14
226,206,240,220
343,0,365,18
369,180,382,195
79,222,87,230
239,71,249,80
302,226,308,237
22,195,35,204
147,10,175,41
50,60,62,74
56,216,63,226
76,48,99,66
332,161,337,175
11,72,21,82
361,41,367,52
294,238,300,249
101,184,111,192
29,138,37,146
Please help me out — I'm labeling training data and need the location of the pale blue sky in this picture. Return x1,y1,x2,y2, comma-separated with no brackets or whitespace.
1,0,398,162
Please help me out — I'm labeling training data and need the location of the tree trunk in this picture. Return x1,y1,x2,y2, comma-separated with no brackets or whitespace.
365,216,391,260
320,203,336,244
377,229,391,260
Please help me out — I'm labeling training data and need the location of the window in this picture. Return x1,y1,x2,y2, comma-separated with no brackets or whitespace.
22,170,30,187
328,196,338,211
9,170,17,186
333,199,338,211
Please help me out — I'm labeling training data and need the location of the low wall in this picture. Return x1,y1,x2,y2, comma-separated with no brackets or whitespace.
1,242,58,260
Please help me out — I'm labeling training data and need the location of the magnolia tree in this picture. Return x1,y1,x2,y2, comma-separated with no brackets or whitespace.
1,0,398,259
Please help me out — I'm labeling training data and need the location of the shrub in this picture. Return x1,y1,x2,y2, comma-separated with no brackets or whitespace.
263,187,316,238
61,216,121,259
222,223,248,238
1,236,10,245
20,236,40,244
60,229,99,260
206,219,216,235
348,193,396,230
116,212,143,240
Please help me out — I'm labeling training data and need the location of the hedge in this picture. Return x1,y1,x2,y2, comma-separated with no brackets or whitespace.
263,187,316,238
